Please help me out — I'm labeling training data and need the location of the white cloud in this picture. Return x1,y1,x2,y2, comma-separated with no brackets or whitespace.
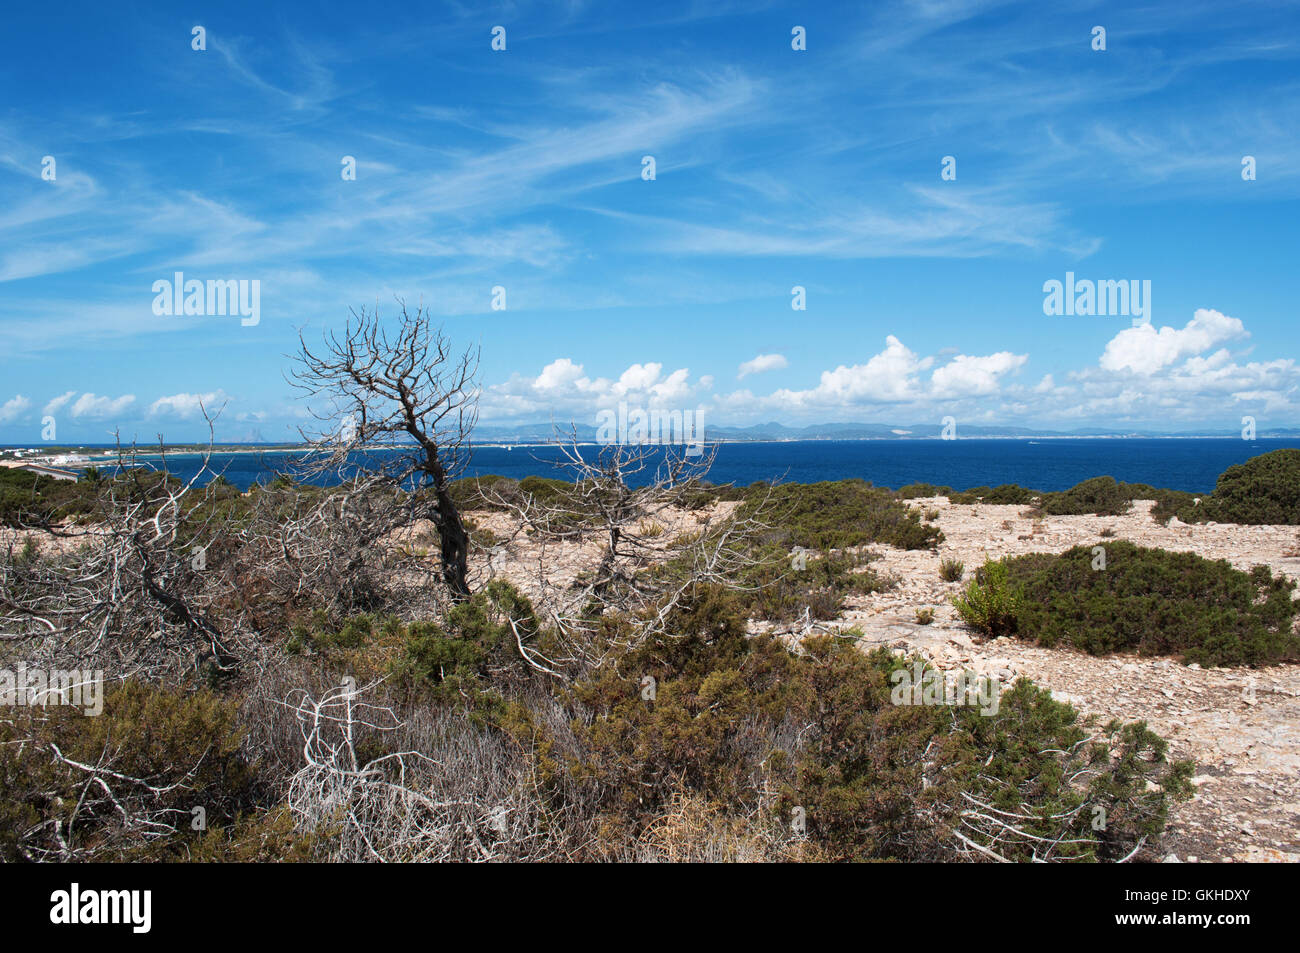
0,395,31,424
483,357,707,421
1099,308,1245,375
774,335,932,408
42,390,76,415
533,358,587,394
930,351,1027,398
616,363,663,393
68,393,136,419
148,391,229,419
738,353,788,378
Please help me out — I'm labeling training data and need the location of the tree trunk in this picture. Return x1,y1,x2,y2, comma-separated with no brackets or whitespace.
435,483,470,599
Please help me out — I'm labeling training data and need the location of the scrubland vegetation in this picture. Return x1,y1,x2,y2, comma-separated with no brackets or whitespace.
0,451,1221,863
7,314,1298,863
954,543,1299,666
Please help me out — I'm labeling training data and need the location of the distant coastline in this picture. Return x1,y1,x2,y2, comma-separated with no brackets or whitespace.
3,431,1297,461
6,437,1296,496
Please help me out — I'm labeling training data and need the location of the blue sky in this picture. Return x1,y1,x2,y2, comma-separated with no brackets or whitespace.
2,0,1299,443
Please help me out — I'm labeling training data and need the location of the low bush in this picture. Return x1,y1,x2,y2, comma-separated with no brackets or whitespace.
1040,475,1131,517
938,557,964,582
546,586,1192,862
958,543,1299,666
0,466,100,526
734,545,892,622
895,482,953,499
948,484,1038,505
0,682,259,861
1168,449,1300,525
952,559,1022,638
741,479,943,551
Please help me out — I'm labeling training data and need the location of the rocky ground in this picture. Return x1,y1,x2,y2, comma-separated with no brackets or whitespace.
826,498,1300,863
17,492,1295,860
465,496,1300,862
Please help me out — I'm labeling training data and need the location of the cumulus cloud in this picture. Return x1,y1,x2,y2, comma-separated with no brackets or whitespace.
773,335,932,409
737,353,788,378
930,351,1027,398
1099,308,1245,375
483,358,707,421
68,393,136,419
533,358,587,394
0,395,31,424
472,309,1294,430
1047,308,1299,424
616,363,664,393
148,391,230,419
42,390,76,416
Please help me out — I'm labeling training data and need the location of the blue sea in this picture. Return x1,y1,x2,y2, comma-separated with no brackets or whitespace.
73,438,1300,494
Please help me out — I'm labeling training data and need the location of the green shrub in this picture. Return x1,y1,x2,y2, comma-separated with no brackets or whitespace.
741,479,943,551
519,475,574,507
895,482,953,499
938,557,964,582
396,580,548,695
1001,542,1299,666
952,559,1022,638
1172,449,1300,525
448,473,521,511
740,546,891,621
0,466,99,526
1040,476,1131,516
949,484,1038,505
0,682,257,861
548,586,1191,862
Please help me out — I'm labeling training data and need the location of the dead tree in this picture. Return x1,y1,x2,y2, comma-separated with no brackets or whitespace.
479,428,775,668
290,302,479,599
0,416,250,680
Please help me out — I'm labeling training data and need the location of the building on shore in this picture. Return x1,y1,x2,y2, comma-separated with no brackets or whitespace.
10,463,80,482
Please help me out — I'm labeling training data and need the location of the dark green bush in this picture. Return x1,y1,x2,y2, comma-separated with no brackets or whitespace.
1039,475,1132,516
968,543,1299,665
546,586,1192,861
1172,449,1300,525
948,484,1039,505
741,479,943,551
396,580,548,695
952,559,1022,638
448,473,521,511
0,682,258,861
732,545,891,621
895,482,953,499
0,466,99,526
